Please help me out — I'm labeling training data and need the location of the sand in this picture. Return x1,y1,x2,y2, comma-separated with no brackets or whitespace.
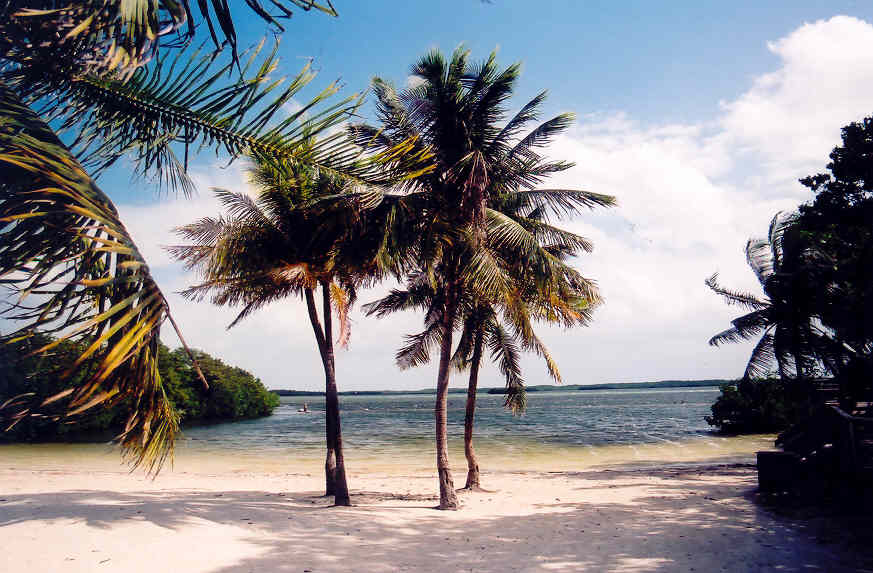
0,452,869,573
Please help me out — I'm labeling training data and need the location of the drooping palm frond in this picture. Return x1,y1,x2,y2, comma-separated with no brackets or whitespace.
705,273,768,312
483,320,525,413
6,40,433,196
0,83,194,473
707,212,823,380
708,310,771,346
744,332,777,380
396,319,443,370
0,1,338,77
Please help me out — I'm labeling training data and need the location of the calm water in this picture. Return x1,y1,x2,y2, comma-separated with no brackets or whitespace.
1,387,775,473
185,388,723,453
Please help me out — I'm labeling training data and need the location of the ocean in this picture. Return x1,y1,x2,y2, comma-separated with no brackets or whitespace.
0,387,775,474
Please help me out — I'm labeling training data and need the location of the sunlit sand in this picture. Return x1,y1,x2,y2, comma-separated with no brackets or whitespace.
1,436,864,572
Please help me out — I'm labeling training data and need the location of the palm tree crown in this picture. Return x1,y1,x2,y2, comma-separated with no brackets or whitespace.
707,213,822,380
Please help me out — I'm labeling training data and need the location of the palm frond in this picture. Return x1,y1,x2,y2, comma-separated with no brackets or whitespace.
396,319,443,370
330,280,352,348
509,113,575,161
0,82,188,473
509,189,617,222
484,321,526,414
708,311,771,346
1,1,338,76
705,273,767,311
743,332,776,380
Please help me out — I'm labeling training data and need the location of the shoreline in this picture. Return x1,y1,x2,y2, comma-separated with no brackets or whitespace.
2,446,869,572
0,433,775,476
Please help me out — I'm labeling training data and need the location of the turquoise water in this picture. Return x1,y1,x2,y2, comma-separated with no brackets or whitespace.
183,387,723,454
1,387,775,473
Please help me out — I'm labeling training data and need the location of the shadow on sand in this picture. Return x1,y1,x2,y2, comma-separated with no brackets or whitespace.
0,465,869,572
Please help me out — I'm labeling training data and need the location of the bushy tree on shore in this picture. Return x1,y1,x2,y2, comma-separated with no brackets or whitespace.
1,334,278,442
708,115,873,414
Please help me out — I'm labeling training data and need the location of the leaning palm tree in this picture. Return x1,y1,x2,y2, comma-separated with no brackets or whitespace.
0,3,429,471
351,47,614,508
707,213,821,380
169,156,385,506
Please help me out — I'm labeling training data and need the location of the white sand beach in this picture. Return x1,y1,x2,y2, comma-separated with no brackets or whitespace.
0,444,868,573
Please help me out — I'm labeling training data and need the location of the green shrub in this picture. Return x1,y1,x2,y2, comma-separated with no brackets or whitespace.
706,378,817,433
0,335,279,442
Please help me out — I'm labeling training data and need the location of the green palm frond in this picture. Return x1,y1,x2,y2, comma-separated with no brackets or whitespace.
484,321,525,414
508,113,576,161
509,189,617,221
396,319,442,370
0,83,194,473
1,1,338,76
7,40,431,196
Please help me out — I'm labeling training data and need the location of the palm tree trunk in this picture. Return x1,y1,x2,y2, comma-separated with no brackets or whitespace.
321,281,350,506
304,285,351,505
435,287,460,510
463,328,485,490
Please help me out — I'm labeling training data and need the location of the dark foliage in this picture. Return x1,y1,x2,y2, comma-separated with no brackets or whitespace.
798,117,873,408
705,379,818,434
0,334,278,442
708,115,873,426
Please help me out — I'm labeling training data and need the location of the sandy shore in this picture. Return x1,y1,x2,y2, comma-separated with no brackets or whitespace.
1,456,869,573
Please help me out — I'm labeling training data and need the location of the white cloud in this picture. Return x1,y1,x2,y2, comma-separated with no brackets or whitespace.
115,15,873,390
719,15,873,182
515,15,873,384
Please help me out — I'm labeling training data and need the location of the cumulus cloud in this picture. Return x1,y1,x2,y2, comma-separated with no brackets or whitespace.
520,15,873,384
114,15,873,390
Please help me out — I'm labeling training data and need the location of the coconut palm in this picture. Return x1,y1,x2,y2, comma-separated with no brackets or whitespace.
169,154,388,505
0,3,428,471
365,187,603,490
351,47,614,508
707,213,822,380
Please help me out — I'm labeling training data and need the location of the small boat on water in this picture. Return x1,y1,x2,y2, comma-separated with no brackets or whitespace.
297,402,310,413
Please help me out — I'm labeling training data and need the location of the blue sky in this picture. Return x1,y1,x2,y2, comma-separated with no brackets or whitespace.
237,0,873,124
92,3,873,390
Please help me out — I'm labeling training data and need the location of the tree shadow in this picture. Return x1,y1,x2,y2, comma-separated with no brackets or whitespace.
1,465,869,572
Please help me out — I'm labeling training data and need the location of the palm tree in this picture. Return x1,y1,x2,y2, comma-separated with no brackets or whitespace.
351,47,614,508
169,155,386,505
707,213,822,380
365,192,602,490
0,3,428,471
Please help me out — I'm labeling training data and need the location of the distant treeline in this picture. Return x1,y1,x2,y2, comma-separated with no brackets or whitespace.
273,379,728,397
0,335,279,442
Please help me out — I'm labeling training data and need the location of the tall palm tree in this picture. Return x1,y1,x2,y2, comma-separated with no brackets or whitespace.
0,4,429,471
365,189,602,490
351,47,614,508
707,213,822,380
169,156,386,505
